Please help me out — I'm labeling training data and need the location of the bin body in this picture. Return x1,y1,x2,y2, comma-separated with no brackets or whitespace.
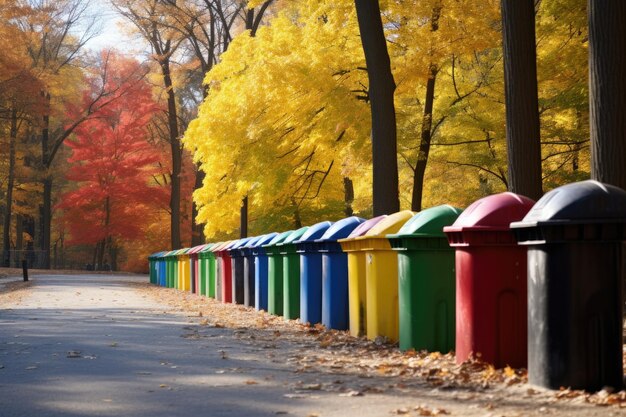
207,251,217,298
252,233,278,311
197,244,214,296
310,217,365,329
148,254,157,284
180,251,191,291
389,205,463,353
339,216,386,337
214,249,222,301
240,236,263,307
341,211,414,341
295,222,333,325
511,180,626,390
165,253,176,288
443,193,533,367
158,256,167,286
212,241,233,303
229,238,250,305
264,231,294,316
321,246,349,329
278,227,309,320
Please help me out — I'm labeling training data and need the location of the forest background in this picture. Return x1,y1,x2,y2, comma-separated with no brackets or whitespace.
0,0,590,272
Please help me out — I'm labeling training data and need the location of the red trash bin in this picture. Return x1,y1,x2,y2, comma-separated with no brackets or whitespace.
213,241,235,303
444,192,535,368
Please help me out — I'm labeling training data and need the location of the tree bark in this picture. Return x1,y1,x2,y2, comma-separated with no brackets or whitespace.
500,0,543,200
355,0,400,216
191,168,205,246
344,177,355,217
160,58,182,250
589,0,626,189
411,66,438,212
39,92,52,269
2,108,17,267
240,195,248,238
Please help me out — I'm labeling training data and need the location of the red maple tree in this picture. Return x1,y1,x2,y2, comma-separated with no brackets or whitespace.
58,52,169,269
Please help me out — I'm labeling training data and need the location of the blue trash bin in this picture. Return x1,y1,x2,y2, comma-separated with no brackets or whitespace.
295,221,334,325
315,217,366,329
239,235,264,307
251,233,278,311
157,253,167,286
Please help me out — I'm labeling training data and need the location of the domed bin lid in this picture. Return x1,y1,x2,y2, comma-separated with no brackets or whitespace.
295,221,333,244
365,210,415,237
250,233,278,248
316,216,366,242
149,251,167,260
243,235,264,249
391,205,463,238
339,211,414,252
264,231,293,247
278,227,309,245
511,180,626,244
295,221,333,253
211,240,233,254
197,243,215,258
199,243,215,253
388,205,462,251
228,237,253,257
444,193,534,233
346,215,387,239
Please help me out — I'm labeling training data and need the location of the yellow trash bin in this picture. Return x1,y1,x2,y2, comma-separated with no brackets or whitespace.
339,211,414,342
177,248,192,291
339,215,387,337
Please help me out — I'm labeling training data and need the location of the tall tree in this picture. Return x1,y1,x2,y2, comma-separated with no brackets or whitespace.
59,54,165,269
114,0,186,250
588,0,626,189
500,0,543,200
16,0,99,268
354,0,399,215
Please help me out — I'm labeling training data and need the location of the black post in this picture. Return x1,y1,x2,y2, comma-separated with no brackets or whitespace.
22,259,28,282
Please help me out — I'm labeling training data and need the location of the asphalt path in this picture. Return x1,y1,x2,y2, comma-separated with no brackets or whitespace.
0,274,415,417
0,274,620,417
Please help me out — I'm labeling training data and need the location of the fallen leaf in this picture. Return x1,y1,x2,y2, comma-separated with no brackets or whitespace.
284,394,308,399
339,390,363,397
301,383,322,391
391,408,410,415
245,380,258,385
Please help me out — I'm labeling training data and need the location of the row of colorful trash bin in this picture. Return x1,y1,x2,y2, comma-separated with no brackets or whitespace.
148,180,626,392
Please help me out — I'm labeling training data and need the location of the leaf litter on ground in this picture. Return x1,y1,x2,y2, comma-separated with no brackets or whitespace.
123,282,626,409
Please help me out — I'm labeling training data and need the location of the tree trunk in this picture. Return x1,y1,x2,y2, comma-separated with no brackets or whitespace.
39,92,52,269
344,177,355,217
500,0,543,200
240,195,248,238
160,58,182,250
41,177,52,268
355,0,400,216
589,0,626,189
191,167,205,246
411,66,438,212
2,108,17,267
236,3,273,237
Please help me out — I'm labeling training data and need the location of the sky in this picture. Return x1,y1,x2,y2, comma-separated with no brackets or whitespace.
82,2,146,55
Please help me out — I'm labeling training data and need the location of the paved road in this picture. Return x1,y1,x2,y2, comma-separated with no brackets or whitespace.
0,274,418,417
0,274,620,417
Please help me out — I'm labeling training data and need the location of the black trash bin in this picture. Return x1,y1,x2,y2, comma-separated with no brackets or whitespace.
511,180,626,391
